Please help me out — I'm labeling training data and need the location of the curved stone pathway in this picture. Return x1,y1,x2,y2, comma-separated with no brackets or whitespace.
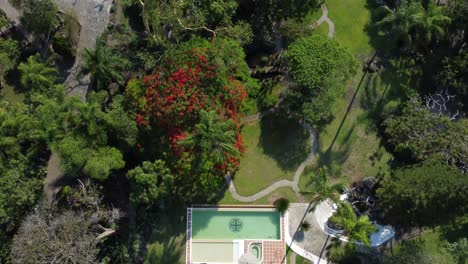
226,120,317,202
311,4,335,38
226,4,335,203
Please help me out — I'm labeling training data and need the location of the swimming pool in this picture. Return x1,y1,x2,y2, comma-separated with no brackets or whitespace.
191,208,281,240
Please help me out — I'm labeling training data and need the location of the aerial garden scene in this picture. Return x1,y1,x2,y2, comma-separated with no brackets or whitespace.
0,0,466,263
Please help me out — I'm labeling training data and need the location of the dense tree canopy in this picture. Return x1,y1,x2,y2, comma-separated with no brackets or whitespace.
29,90,135,180
377,159,468,228
376,1,451,52
0,38,19,85
122,0,251,46
127,160,173,206
329,203,376,247
18,54,57,93
384,98,467,169
285,35,356,124
18,0,57,35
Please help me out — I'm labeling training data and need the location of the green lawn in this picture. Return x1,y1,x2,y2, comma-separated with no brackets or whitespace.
313,22,329,37
326,0,373,57
218,186,299,205
300,0,400,188
391,216,468,263
231,114,310,196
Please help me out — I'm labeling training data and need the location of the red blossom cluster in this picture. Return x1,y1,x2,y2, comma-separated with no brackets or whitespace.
167,127,187,156
140,66,208,128
134,50,248,171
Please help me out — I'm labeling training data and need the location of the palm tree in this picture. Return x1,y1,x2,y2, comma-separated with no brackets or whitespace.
419,3,451,44
300,220,311,232
274,198,290,215
376,1,450,50
328,203,377,247
179,110,240,163
376,2,426,50
79,40,127,91
302,167,344,212
18,54,57,92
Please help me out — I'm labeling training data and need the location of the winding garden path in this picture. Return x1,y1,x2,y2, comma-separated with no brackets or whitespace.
226,110,318,202
225,5,336,203
312,4,335,38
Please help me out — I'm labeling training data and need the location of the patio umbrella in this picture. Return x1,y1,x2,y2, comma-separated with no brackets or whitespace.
238,253,258,264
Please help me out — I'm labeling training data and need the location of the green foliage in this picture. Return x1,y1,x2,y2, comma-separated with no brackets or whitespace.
242,0,321,40
329,203,377,247
0,38,19,84
304,167,344,211
376,1,451,51
300,220,311,232
274,197,290,215
101,95,139,147
52,34,75,58
0,9,8,30
0,163,43,231
79,39,128,90
127,0,242,47
377,159,468,229
83,147,125,181
437,52,468,102
19,0,58,36
380,239,453,264
18,54,57,93
127,160,173,206
30,90,133,180
285,35,357,124
179,110,239,164
257,80,279,110
444,238,468,264
0,99,47,262
171,37,258,91
384,98,467,167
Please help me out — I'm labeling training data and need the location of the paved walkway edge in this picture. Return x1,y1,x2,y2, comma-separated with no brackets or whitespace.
226,121,317,202
311,4,335,38
285,211,330,264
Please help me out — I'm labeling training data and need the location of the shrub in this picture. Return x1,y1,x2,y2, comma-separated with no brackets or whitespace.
274,198,290,215
52,34,75,58
300,220,311,232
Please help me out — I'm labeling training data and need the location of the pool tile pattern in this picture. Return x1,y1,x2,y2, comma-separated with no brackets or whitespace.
186,208,192,264
243,217,286,264
187,206,286,264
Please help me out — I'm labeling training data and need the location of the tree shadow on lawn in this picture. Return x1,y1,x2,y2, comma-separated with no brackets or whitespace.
364,0,394,54
143,203,187,263
300,125,354,186
259,112,311,171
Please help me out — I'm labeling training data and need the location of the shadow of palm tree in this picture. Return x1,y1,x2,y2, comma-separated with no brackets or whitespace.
326,71,369,154
313,125,354,177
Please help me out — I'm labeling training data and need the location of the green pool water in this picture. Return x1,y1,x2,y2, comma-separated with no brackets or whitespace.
191,209,281,240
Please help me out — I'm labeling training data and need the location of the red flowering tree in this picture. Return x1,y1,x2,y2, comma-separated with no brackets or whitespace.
128,44,248,179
